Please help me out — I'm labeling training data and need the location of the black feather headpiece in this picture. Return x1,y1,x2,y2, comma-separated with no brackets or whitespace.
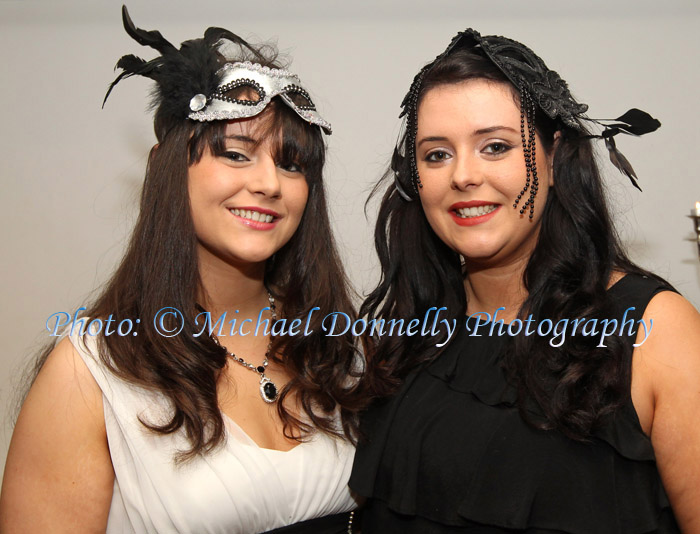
103,6,332,136
394,28,660,204
103,7,263,123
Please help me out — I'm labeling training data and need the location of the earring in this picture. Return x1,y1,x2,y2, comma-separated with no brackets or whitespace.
405,70,428,195
408,102,423,193
513,87,539,219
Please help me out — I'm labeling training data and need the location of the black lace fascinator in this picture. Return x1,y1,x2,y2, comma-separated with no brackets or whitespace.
395,29,661,216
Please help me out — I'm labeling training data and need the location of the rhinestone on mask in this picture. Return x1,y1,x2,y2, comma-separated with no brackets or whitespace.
189,94,207,112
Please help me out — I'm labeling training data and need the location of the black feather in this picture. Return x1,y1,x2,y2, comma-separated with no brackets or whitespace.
203,27,266,63
104,6,276,127
598,108,661,137
604,135,642,191
154,37,223,120
121,5,176,55
103,6,233,119
103,54,162,108
116,54,148,73
103,70,133,108
613,108,661,135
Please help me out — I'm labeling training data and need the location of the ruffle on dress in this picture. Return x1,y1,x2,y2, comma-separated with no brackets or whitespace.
350,275,679,533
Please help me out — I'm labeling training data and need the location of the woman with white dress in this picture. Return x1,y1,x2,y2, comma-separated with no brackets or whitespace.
0,7,364,533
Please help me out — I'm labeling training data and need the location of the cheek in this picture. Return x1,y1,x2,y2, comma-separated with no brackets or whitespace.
188,163,221,205
186,178,204,225
187,180,214,229
288,181,310,217
186,168,230,235
419,189,450,241
418,177,446,212
488,160,527,196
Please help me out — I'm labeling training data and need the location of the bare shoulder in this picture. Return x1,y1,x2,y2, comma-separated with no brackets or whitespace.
37,335,104,397
634,290,700,425
637,290,700,371
21,336,107,428
633,291,700,530
0,336,114,532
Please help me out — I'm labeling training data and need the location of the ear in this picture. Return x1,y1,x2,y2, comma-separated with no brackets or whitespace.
148,143,160,166
546,131,561,187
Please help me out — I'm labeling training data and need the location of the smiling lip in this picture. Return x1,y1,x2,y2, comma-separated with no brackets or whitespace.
449,201,500,226
229,206,281,230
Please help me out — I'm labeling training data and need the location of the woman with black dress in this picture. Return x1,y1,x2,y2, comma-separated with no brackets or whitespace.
350,30,700,533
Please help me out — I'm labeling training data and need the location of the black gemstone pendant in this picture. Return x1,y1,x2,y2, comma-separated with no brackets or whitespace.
257,366,265,373
259,377,278,403
264,382,277,400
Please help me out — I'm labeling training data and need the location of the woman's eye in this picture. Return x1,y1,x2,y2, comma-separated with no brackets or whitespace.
278,162,303,173
483,142,512,155
222,151,249,162
425,150,451,162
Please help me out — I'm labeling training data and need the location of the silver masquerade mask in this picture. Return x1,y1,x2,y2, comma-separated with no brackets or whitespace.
187,61,331,134
103,6,332,136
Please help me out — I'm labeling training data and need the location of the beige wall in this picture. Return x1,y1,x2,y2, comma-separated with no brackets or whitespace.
2,0,699,479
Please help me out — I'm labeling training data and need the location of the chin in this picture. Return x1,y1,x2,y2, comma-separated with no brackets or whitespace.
455,241,501,259
458,246,505,265
233,251,275,265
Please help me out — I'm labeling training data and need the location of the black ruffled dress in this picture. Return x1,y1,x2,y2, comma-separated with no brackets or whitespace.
349,275,679,533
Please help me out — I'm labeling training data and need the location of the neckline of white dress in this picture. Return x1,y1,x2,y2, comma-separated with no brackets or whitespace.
221,412,319,454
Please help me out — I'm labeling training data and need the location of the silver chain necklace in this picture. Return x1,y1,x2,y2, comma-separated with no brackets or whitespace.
212,292,278,403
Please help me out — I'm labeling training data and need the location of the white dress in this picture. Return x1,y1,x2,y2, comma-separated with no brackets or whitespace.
67,331,358,534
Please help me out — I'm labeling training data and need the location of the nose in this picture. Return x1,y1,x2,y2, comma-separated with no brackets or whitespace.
248,154,281,198
450,153,483,191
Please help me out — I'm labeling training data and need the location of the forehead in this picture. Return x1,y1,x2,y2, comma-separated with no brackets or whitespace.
221,108,282,146
223,113,267,136
213,103,320,171
417,80,520,131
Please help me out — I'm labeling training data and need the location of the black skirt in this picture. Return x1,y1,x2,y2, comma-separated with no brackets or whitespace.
263,511,356,534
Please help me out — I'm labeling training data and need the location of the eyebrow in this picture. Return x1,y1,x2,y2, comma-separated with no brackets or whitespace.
473,125,518,135
224,134,259,144
416,136,449,147
416,126,518,147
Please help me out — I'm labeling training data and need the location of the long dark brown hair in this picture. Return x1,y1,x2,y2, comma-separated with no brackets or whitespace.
27,52,366,461
362,48,671,440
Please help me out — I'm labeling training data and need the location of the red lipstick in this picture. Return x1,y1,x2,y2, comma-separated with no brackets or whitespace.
449,201,500,227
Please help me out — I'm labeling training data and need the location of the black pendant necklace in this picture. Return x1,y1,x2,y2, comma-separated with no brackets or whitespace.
213,292,278,403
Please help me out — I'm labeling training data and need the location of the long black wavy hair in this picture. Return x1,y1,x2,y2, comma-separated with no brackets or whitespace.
362,48,670,440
